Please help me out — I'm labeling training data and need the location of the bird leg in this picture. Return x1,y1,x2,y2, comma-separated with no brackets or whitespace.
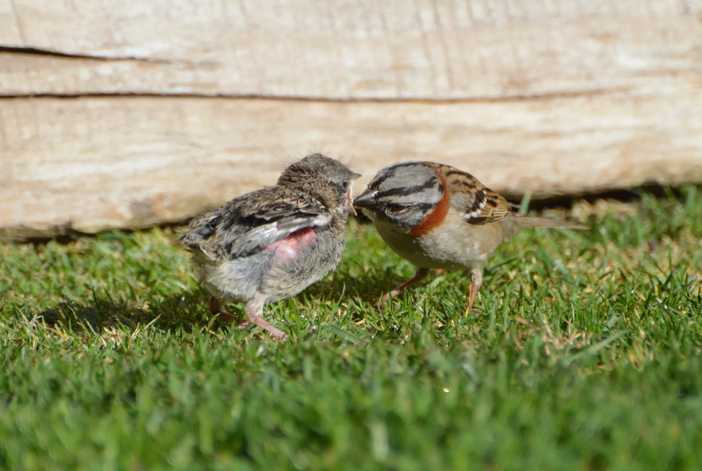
245,294,288,340
465,268,483,316
376,268,430,310
207,296,233,321
207,296,249,328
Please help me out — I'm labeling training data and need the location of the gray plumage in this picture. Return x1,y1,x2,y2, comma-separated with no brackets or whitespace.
180,154,360,339
358,162,444,229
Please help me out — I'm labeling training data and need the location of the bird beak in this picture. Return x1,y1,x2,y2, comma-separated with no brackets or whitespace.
353,191,377,209
345,179,360,216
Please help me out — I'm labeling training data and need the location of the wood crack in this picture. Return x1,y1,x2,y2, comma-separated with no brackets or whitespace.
0,87,633,102
0,45,180,63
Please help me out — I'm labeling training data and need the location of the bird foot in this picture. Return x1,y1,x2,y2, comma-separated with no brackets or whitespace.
208,297,251,329
215,310,235,322
374,292,393,311
248,316,288,340
215,310,251,329
267,327,288,340
374,269,429,312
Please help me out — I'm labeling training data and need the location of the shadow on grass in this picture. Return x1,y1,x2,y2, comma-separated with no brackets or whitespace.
308,270,393,299
33,276,371,337
35,290,231,335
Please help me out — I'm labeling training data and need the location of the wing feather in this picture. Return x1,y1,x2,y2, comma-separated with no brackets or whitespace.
180,187,331,261
432,164,512,225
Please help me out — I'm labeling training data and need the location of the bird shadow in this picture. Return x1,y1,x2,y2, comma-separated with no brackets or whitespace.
303,268,405,305
31,266,412,337
34,290,229,336
31,280,373,338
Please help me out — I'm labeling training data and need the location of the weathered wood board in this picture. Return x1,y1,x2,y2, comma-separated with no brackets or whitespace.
1,0,701,239
1,0,701,99
2,84,701,239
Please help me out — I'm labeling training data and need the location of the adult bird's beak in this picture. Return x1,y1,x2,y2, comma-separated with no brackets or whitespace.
353,191,377,209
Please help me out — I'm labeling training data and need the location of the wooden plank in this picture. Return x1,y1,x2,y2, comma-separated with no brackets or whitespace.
0,0,22,44
2,0,701,238
1,0,701,98
2,84,702,239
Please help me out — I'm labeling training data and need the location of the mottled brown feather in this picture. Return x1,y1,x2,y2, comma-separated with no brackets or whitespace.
429,163,511,226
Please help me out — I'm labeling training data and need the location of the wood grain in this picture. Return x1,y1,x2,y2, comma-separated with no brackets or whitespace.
2,85,701,239
1,0,701,238
1,0,701,98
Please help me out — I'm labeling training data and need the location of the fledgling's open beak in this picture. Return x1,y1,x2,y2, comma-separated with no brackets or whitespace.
345,173,363,216
338,172,362,216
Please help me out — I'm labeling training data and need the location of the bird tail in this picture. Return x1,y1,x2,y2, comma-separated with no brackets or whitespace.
514,215,588,230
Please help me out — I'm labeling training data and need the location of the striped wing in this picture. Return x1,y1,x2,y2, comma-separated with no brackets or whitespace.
435,164,512,225
180,187,331,261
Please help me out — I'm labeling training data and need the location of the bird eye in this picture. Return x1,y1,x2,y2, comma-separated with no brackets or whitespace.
387,204,407,213
339,181,350,191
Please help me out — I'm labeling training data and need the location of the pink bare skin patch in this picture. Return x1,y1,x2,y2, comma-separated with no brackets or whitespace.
262,227,317,261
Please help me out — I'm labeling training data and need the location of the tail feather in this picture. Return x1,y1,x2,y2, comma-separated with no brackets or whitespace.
515,215,588,230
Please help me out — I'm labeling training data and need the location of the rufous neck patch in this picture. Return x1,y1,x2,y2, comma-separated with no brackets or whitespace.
410,172,450,236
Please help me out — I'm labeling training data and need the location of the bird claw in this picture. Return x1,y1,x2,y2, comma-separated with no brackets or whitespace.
235,319,250,330
248,317,288,341
216,311,236,322
216,310,253,329
374,293,393,311
271,330,288,341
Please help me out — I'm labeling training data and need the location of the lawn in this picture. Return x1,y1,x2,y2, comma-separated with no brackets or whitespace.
1,188,701,471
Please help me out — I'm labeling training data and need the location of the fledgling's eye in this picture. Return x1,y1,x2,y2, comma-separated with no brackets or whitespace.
387,204,408,213
339,181,350,192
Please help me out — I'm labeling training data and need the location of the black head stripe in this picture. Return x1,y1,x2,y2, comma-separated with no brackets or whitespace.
376,178,439,199
369,166,399,189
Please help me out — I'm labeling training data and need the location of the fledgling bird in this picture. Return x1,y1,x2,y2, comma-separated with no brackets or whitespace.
180,154,360,340
353,161,586,314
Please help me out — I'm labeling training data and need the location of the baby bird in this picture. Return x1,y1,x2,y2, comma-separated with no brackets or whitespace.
353,161,586,314
180,154,360,340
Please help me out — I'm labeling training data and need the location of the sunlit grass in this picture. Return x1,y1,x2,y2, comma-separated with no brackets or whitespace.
1,187,701,470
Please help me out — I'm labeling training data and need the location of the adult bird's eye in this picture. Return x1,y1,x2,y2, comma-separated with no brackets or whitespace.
387,204,407,213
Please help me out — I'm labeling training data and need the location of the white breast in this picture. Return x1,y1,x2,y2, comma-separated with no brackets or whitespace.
368,210,506,271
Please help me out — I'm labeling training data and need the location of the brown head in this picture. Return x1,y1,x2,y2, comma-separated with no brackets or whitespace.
277,154,361,215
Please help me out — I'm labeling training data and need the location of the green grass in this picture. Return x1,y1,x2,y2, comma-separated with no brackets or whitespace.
1,187,701,471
